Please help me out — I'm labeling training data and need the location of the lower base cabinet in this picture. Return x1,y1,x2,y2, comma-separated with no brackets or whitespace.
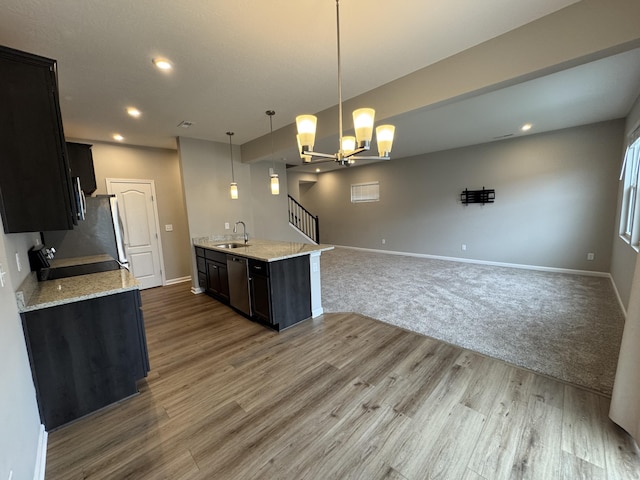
195,246,312,331
21,290,150,430
249,256,311,331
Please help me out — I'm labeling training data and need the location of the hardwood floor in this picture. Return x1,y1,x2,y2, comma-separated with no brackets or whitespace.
46,283,640,479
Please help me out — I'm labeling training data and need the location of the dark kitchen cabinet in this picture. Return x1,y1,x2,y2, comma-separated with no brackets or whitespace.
249,256,311,331
196,247,229,303
21,289,150,430
0,45,77,233
66,141,97,195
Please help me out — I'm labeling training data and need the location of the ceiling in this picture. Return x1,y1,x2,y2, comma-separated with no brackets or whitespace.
1,0,640,172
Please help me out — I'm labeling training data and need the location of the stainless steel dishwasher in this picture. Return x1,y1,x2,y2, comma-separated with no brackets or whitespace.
227,255,251,316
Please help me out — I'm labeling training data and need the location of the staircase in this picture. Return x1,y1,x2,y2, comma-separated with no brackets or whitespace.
288,195,319,244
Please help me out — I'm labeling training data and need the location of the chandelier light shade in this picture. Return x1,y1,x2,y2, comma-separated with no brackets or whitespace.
295,115,317,151
226,131,238,200
295,0,396,166
376,124,395,157
297,134,312,163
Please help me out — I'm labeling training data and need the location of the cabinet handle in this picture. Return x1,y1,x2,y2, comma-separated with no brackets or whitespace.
254,266,262,270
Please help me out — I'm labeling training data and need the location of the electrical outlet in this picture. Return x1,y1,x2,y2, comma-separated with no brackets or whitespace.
381,239,386,245
587,252,595,261
15,252,21,272
165,224,173,232
225,222,230,230
0,263,6,288
461,244,467,251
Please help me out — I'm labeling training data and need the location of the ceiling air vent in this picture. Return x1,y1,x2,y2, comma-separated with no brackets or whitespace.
493,133,514,140
177,120,194,128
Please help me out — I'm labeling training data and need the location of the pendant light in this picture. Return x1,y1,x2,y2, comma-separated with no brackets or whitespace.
227,131,238,199
295,0,395,166
266,110,279,195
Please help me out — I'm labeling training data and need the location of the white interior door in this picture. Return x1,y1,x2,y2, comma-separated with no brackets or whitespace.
106,179,164,289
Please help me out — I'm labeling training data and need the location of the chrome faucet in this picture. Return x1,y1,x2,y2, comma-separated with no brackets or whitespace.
233,221,248,244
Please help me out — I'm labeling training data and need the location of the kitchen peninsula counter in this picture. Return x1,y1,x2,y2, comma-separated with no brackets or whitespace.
192,237,334,262
193,237,333,325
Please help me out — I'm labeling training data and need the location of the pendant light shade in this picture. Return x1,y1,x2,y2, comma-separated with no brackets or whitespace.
226,131,238,200
266,110,280,195
270,170,280,195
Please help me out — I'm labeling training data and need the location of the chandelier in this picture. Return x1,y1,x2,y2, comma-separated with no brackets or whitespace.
296,0,395,166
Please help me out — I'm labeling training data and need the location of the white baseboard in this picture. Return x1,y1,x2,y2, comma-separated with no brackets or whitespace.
312,307,324,318
33,424,47,480
191,286,204,294
336,245,613,278
165,276,191,286
610,277,628,320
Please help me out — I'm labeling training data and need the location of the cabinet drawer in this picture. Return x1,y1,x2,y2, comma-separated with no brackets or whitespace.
249,259,269,277
205,249,227,263
195,247,204,258
196,256,206,273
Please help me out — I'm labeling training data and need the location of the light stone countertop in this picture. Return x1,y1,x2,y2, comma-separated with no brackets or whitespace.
16,268,139,313
193,237,334,262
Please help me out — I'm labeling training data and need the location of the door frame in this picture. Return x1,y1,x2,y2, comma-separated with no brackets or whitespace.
106,177,166,288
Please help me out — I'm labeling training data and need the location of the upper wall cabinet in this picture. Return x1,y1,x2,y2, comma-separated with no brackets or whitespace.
0,45,77,233
66,142,97,195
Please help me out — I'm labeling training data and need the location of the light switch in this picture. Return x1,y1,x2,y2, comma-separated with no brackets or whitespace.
165,224,173,232
225,222,230,230
15,252,21,272
0,263,6,288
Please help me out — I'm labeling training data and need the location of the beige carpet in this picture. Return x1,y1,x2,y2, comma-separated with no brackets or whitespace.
320,247,625,395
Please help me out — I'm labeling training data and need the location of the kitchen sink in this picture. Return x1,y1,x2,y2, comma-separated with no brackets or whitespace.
214,243,249,249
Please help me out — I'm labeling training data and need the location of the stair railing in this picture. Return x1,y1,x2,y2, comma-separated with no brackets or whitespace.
288,195,319,244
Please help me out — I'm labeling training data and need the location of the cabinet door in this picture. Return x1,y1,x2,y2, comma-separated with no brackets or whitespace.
21,291,145,430
206,260,222,295
0,46,76,233
250,274,271,324
66,142,97,195
217,262,230,301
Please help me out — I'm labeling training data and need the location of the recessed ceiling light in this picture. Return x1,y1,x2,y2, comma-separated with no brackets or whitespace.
127,107,141,118
315,168,321,173
521,123,533,132
113,134,124,141
152,58,172,71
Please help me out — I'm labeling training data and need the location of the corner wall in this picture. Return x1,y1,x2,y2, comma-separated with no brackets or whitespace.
611,95,640,310
85,141,192,283
301,120,624,272
0,228,43,480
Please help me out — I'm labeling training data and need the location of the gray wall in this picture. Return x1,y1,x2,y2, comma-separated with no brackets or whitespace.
250,161,311,243
178,136,310,290
611,95,640,310
301,120,624,272
0,229,42,480
89,141,192,282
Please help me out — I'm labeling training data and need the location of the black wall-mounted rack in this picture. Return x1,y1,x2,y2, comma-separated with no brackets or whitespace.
461,187,495,205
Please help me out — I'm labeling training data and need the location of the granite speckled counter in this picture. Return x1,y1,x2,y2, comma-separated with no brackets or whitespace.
16,267,139,313
192,237,334,261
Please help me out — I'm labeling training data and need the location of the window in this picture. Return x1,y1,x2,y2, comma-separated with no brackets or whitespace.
351,181,379,203
620,132,640,248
